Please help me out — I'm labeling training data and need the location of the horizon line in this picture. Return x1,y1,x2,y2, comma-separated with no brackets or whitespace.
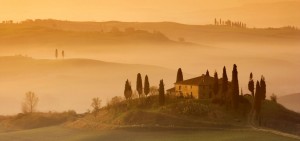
1,18,298,29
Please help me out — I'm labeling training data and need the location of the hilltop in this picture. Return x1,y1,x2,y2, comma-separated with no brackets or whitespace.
0,94,299,140
0,77,299,140
66,95,300,136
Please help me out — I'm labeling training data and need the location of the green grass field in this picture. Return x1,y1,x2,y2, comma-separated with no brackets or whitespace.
0,126,298,141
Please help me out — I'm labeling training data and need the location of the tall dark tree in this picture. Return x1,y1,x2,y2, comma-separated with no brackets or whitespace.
222,66,228,94
144,75,150,97
232,64,239,109
248,73,255,97
176,68,183,82
55,49,58,59
213,71,219,96
62,50,65,59
159,79,165,106
136,73,143,98
206,70,210,77
124,79,132,100
254,81,262,115
260,76,266,100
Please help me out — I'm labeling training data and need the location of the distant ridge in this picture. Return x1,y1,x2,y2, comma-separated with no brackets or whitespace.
1,19,298,46
278,93,300,113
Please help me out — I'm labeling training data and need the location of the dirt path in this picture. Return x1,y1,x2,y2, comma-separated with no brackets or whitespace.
247,109,300,140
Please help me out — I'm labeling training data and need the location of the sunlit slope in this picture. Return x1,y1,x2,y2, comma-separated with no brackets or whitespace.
0,56,181,115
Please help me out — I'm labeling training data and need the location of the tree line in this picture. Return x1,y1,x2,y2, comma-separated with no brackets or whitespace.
55,49,65,59
214,18,247,28
124,73,165,105
177,64,267,118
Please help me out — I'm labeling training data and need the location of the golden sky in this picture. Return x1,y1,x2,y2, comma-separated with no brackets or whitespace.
1,0,299,27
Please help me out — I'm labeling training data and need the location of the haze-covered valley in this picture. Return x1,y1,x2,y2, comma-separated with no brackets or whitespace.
0,20,299,114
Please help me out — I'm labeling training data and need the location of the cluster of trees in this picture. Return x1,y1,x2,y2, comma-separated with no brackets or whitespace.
212,65,239,109
203,64,266,112
55,49,65,59
214,18,247,28
124,73,151,99
248,73,267,116
1,20,14,24
124,73,165,106
121,64,268,122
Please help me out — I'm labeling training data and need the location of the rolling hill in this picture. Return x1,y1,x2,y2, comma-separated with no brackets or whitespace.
278,93,300,113
4,19,299,45
0,20,300,113
0,95,299,141
0,56,190,115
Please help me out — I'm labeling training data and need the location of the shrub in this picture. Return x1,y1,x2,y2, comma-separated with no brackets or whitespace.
270,93,277,103
167,100,210,116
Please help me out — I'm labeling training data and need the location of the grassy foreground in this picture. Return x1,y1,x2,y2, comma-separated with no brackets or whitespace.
0,126,298,141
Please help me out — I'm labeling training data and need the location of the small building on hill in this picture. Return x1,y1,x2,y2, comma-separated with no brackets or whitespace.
172,74,224,99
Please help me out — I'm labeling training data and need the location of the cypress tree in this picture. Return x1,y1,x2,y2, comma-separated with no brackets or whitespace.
55,49,58,59
213,71,219,96
159,79,165,106
254,81,261,115
260,76,266,100
206,70,210,77
222,66,228,94
62,50,65,59
248,73,255,97
124,79,132,100
232,64,239,109
215,18,217,25
136,73,143,98
176,68,183,82
144,75,150,97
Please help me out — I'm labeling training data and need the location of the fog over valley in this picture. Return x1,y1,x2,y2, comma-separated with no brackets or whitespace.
0,20,299,114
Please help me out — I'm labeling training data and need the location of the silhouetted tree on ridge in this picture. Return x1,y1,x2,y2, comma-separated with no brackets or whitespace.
213,71,219,96
206,70,210,77
176,68,183,82
248,73,255,97
124,79,132,100
159,79,165,106
55,49,58,59
260,76,266,100
136,73,143,98
214,18,218,25
222,66,228,98
232,64,239,109
254,81,262,116
144,75,150,97
62,50,65,59
214,18,247,28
